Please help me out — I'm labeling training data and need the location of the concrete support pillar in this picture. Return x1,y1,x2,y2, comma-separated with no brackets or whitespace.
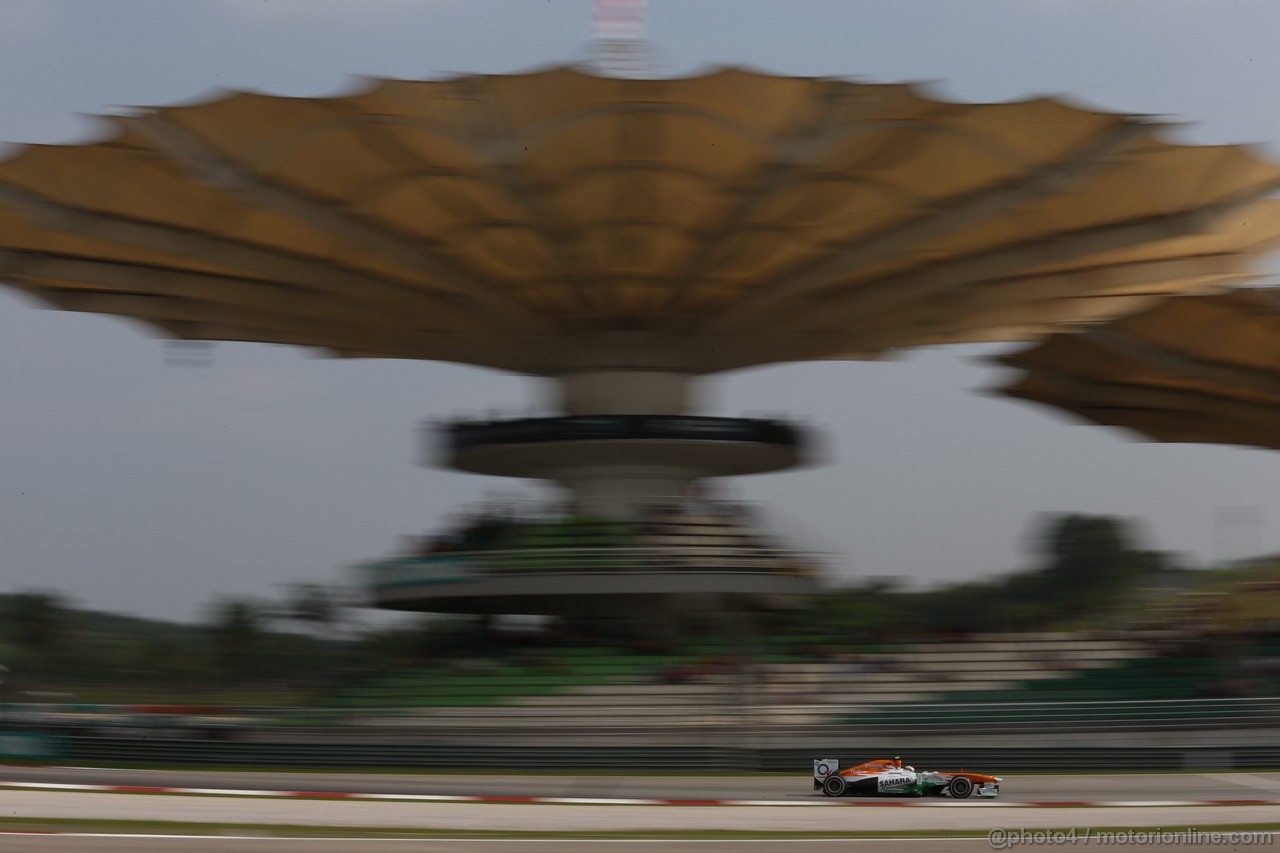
556,370,693,415
556,468,697,517
550,371,701,517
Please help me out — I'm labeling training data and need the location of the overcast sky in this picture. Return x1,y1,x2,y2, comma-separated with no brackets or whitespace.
4,0,1280,622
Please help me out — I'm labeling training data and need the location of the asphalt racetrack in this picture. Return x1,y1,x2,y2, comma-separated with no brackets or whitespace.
7,837,1276,853
7,764,1280,803
6,787,1280,830
6,767,1280,852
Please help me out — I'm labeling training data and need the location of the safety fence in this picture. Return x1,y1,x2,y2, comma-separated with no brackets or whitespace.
217,697,1280,742
8,697,1280,735
6,697,1280,766
42,737,1280,772
6,696,1280,769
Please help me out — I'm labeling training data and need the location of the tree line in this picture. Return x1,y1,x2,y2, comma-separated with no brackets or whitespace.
0,584,377,700
769,513,1185,641
0,514,1189,702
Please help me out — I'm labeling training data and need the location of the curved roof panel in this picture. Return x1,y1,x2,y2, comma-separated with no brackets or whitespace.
2,67,1278,374
999,289,1280,450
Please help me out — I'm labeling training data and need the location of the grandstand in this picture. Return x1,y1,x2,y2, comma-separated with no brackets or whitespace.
326,631,1160,731
758,632,1149,706
340,541,1280,728
362,499,820,630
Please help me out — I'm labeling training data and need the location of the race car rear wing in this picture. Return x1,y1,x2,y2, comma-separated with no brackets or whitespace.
813,758,839,785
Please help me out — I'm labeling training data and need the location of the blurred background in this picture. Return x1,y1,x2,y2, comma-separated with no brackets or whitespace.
3,0,1280,774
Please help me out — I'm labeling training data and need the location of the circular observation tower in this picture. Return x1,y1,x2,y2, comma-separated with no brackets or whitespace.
1,68,1280,626
378,404,819,619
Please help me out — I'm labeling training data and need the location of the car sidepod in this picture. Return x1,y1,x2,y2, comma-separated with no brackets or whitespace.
918,773,950,797
873,769,921,797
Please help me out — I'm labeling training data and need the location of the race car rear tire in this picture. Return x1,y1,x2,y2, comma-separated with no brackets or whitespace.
947,776,974,799
821,775,847,797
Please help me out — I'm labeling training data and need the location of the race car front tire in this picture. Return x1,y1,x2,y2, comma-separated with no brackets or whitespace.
947,776,974,799
821,775,847,797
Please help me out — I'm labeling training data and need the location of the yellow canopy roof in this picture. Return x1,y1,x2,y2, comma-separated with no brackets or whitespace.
1000,290,1280,449
2,66,1278,374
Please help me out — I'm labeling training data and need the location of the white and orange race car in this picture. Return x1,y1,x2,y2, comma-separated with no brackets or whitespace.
813,756,1001,799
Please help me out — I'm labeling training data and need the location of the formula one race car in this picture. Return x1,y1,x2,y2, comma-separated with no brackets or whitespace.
813,757,1001,799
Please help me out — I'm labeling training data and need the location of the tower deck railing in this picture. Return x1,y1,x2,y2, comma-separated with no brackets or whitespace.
362,546,821,590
